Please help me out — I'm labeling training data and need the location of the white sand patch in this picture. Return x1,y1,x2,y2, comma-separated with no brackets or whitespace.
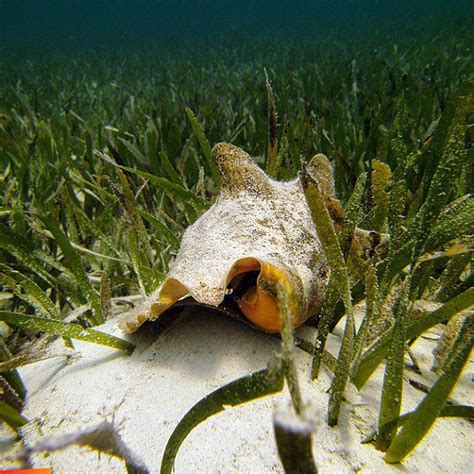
2,306,472,473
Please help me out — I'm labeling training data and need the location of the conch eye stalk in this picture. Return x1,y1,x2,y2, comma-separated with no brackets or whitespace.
119,143,333,334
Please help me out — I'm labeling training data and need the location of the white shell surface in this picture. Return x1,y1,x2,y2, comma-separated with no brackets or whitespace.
168,176,327,314
120,143,330,333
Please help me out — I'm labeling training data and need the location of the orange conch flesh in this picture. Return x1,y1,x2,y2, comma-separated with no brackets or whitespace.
230,259,290,333
239,286,281,333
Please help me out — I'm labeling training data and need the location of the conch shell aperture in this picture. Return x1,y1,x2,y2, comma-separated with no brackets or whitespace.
119,143,334,334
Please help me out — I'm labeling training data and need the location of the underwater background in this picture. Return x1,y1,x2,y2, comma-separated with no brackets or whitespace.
0,1,473,470
1,0,473,55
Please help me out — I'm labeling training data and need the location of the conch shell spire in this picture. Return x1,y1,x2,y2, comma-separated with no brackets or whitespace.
212,143,273,197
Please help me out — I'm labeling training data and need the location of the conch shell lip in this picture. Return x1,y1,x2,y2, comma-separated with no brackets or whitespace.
131,257,290,334
160,256,278,302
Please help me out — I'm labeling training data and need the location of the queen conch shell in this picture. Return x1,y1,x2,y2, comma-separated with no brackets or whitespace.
119,143,335,334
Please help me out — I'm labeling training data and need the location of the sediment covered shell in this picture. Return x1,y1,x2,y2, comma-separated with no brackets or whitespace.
120,143,332,333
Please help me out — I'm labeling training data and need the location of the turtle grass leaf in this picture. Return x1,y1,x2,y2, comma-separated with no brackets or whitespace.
311,276,339,379
144,119,160,175
71,242,132,266
0,336,26,400
0,264,59,319
386,179,407,249
412,77,473,257
420,76,473,200
371,160,392,234
274,128,289,179
138,209,180,252
407,286,474,342
339,172,367,257
431,312,465,373
115,170,164,292
1,262,78,372
185,107,220,186
160,366,284,474
100,272,113,320
302,178,352,312
0,207,14,218
40,215,104,325
424,195,473,253
159,151,183,186
126,227,154,296
0,399,28,431
376,274,412,451
62,196,81,244
351,262,379,374
375,125,390,164
265,71,279,178
0,311,135,354
380,196,471,294
0,374,23,412
273,409,318,474
0,224,60,288
277,280,303,415
71,174,119,204
0,347,71,372
417,240,472,264
116,167,154,264
327,314,355,427
434,253,471,302
0,292,13,302
363,404,474,445
380,241,415,292
295,337,337,374
117,136,149,166
353,286,474,389
390,133,409,182
302,176,354,426
62,188,119,257
384,316,473,463
117,162,207,218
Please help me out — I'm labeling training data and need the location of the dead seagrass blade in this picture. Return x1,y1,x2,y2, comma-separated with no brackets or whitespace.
119,143,333,334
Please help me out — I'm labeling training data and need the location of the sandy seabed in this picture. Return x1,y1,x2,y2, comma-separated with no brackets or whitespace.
1,305,472,473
